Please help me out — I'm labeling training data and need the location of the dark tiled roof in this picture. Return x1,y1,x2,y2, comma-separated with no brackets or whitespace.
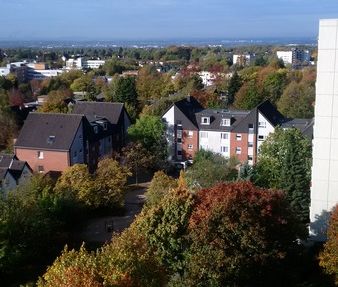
15,113,84,151
0,154,14,169
0,153,29,181
281,118,314,139
257,100,285,126
173,97,203,129
196,109,249,131
71,102,124,125
0,168,7,180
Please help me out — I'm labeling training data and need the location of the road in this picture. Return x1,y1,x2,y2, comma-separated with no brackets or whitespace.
80,183,148,245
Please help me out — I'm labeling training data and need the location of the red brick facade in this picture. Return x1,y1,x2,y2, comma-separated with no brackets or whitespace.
15,148,70,173
182,129,199,160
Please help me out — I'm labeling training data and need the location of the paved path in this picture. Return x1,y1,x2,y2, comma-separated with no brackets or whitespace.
80,183,148,245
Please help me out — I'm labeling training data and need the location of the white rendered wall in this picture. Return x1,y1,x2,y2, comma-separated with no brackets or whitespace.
162,106,176,160
257,112,275,152
310,19,338,240
276,51,293,65
199,130,230,158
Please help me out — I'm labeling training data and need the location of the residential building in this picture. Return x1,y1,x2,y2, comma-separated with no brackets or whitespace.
233,53,255,66
310,19,338,240
0,154,32,194
277,48,311,66
15,102,131,174
162,97,313,165
162,97,203,162
198,71,217,86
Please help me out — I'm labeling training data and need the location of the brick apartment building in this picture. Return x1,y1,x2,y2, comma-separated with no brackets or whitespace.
15,102,131,174
162,97,313,165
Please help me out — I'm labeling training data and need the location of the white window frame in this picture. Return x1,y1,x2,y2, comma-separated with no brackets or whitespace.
221,133,228,140
188,144,193,150
201,117,210,125
236,147,241,154
188,131,193,138
258,121,266,128
200,131,208,138
221,118,231,127
236,134,242,141
221,146,228,153
37,151,44,159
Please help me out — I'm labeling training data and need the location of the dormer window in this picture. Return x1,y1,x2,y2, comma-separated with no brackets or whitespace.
47,135,55,145
221,118,231,127
201,117,210,125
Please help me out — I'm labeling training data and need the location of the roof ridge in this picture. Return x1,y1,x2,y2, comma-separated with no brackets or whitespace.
30,112,85,117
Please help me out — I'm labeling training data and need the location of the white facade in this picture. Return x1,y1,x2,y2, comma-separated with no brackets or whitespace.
162,106,176,161
198,71,216,86
66,58,105,70
199,130,231,158
310,19,338,240
276,51,293,65
257,112,275,152
0,67,10,77
28,69,64,80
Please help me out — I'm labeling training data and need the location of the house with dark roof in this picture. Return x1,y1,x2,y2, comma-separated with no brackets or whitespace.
162,96,203,161
162,96,313,165
0,154,32,193
15,113,87,173
71,102,131,150
14,102,131,174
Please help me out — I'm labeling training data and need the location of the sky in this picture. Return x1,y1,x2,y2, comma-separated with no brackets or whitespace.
0,0,337,40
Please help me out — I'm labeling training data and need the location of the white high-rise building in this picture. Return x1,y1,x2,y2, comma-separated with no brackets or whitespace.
310,19,338,240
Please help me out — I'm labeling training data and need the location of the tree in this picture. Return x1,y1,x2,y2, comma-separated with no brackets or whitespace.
182,182,305,286
95,158,131,208
319,204,338,284
137,185,195,274
233,79,263,110
39,89,73,113
37,245,103,287
262,69,287,104
253,127,312,224
145,171,177,208
186,150,238,190
128,115,165,149
277,81,315,118
227,71,242,105
98,226,166,286
122,142,154,184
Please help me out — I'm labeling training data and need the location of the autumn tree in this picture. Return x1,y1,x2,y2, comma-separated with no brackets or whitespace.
137,185,194,274
319,204,338,284
37,245,103,287
145,171,177,207
253,127,312,223
233,79,263,110
182,182,305,286
39,89,73,113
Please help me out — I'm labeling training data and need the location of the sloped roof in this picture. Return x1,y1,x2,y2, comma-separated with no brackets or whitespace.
173,97,203,129
281,118,314,139
15,113,84,151
196,109,249,131
71,102,124,125
257,100,285,126
0,153,30,181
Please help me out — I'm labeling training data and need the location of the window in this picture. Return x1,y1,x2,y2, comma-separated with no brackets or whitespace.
103,122,108,130
177,150,182,156
37,151,44,159
188,144,193,150
47,135,55,145
248,142,254,147
221,118,231,127
221,133,228,140
94,126,98,134
201,117,210,125
236,134,242,141
258,135,265,140
248,155,253,161
221,146,228,153
177,138,182,143
258,121,266,128
188,131,193,138
248,123,254,129
38,165,44,173
177,130,182,138
200,131,208,138
236,147,241,154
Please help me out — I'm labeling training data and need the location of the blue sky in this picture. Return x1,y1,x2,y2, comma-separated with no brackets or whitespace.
0,0,337,40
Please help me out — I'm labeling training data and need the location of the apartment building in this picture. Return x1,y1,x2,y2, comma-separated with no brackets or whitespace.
162,97,313,165
65,58,105,70
277,48,311,66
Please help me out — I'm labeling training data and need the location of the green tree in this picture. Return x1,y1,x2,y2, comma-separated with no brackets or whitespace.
262,69,287,104
277,81,315,118
253,127,312,223
39,89,73,113
145,171,177,208
227,71,242,105
182,182,305,286
137,185,194,274
186,150,238,189
233,79,263,110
